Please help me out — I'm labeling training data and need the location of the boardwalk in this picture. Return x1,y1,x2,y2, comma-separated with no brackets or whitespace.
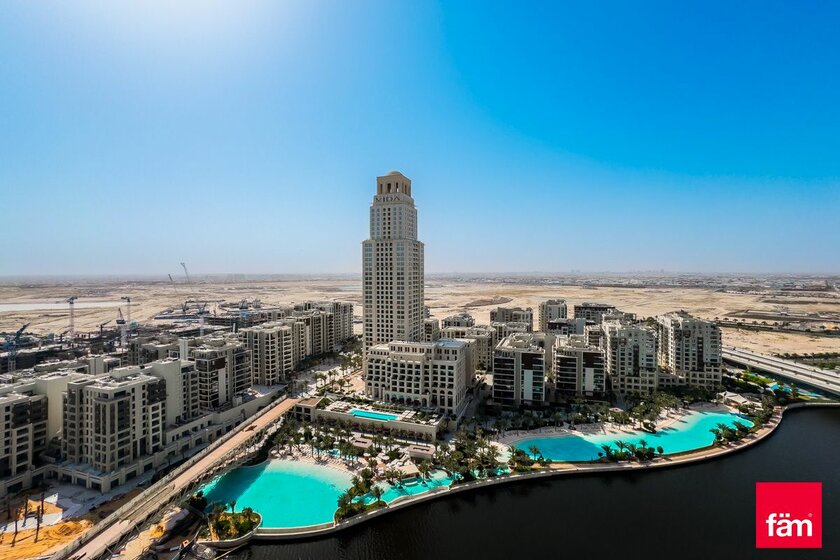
61,397,299,560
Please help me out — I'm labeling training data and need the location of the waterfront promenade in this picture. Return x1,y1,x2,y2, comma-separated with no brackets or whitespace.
56,396,299,560
250,402,839,541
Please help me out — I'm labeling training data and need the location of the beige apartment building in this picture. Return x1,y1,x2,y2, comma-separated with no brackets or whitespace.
656,312,723,390
553,334,605,397
189,335,252,410
364,339,470,417
538,299,568,332
424,318,441,342
491,321,529,341
573,302,618,322
362,171,425,350
241,321,300,386
442,312,475,328
440,325,496,371
492,332,554,407
602,319,659,395
490,307,534,332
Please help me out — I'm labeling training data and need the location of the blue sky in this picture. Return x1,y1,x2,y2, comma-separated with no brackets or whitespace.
1,1,837,275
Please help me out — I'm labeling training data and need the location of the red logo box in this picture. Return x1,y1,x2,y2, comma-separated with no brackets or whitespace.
756,482,822,549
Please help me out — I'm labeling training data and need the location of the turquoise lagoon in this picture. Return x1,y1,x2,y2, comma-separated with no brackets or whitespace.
515,410,753,462
201,460,353,528
200,459,455,528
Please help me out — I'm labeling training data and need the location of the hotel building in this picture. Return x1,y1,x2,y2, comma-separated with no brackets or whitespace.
364,339,470,417
362,171,425,350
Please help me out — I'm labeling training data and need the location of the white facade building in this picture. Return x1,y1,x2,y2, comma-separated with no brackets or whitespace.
490,307,534,332
553,334,605,397
539,299,568,332
602,319,659,395
656,312,722,390
364,339,470,417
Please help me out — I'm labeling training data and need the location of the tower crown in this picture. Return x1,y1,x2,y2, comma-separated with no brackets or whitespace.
376,171,412,196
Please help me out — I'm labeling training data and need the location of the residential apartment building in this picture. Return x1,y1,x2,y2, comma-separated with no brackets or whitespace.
442,313,475,328
546,317,588,336
491,321,529,341
0,370,88,490
553,335,605,397
538,299,568,332
424,318,441,342
364,339,470,417
489,307,534,331
573,302,618,322
241,322,299,386
440,325,496,372
189,335,252,410
362,171,425,350
0,385,48,481
602,319,659,395
62,371,167,477
492,332,554,407
656,312,722,390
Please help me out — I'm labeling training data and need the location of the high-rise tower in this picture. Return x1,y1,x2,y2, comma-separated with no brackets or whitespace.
362,171,425,350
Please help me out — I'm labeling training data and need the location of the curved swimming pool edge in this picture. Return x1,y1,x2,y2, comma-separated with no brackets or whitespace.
245,401,839,542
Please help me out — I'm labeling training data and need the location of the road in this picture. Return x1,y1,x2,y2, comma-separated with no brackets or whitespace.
62,396,300,560
722,347,840,397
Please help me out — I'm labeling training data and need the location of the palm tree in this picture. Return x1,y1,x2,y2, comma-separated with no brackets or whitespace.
371,485,384,505
229,500,236,515
418,460,433,481
528,445,543,461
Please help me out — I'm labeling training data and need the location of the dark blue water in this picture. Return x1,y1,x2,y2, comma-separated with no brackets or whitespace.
233,407,840,559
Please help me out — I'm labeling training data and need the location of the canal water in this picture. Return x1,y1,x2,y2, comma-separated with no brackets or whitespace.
234,407,839,559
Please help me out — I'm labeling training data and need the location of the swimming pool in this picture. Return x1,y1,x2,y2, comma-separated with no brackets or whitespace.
768,382,823,399
200,460,353,528
351,409,399,421
515,410,753,462
359,470,456,505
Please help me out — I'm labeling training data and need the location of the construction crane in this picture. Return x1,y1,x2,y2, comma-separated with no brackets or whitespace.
66,296,78,342
121,296,132,328
98,320,111,337
180,262,192,287
4,323,30,372
116,308,127,348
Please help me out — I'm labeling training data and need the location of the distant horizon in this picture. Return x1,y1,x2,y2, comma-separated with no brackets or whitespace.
1,270,838,283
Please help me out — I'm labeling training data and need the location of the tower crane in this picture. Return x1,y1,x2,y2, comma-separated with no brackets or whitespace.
116,308,127,348
4,323,30,372
98,320,111,337
181,262,192,287
66,296,78,342
121,296,132,328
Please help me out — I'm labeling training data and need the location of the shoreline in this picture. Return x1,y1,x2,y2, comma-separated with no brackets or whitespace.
243,401,838,541
497,402,732,448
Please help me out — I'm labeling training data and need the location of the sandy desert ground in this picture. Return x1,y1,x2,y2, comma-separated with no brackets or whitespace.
1,277,838,355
